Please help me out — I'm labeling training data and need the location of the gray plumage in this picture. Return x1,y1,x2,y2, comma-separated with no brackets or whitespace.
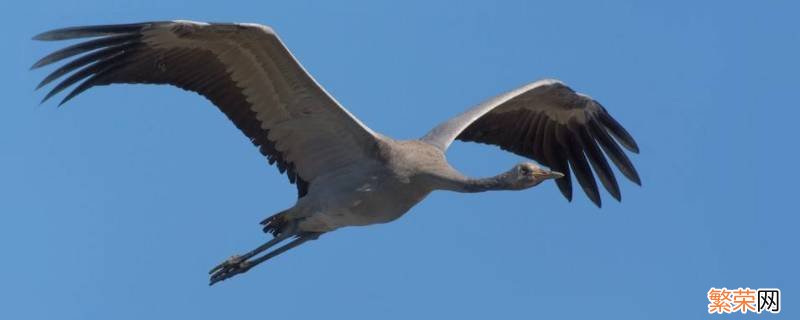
31,20,641,285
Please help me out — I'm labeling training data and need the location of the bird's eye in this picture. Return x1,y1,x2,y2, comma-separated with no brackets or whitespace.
520,166,532,175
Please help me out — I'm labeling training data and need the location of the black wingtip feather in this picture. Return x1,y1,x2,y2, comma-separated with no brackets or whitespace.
556,124,601,206
540,122,573,202
555,172,573,202
36,42,137,91
33,23,150,41
42,50,127,105
31,34,139,70
59,76,96,106
589,120,641,186
575,125,621,202
598,109,640,154
566,145,602,207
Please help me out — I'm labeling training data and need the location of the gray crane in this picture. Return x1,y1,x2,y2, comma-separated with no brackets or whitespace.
31,20,641,285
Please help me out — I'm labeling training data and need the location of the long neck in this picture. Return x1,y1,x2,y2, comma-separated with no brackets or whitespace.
435,170,517,193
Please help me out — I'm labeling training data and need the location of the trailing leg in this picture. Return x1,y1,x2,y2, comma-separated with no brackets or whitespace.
209,231,322,285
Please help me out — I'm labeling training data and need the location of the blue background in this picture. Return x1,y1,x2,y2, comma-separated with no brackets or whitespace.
1,1,797,319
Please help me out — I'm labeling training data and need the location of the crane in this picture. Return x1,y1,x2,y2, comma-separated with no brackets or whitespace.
31,20,641,285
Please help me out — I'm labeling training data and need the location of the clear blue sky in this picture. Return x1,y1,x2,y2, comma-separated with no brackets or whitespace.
1,1,797,319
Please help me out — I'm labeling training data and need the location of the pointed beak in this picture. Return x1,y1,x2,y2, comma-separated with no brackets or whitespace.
547,171,565,179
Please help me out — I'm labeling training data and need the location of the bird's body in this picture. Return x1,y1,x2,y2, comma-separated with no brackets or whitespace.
292,139,442,232
32,20,641,285
285,139,422,232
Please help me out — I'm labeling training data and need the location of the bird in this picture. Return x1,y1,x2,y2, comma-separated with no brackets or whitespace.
31,20,641,285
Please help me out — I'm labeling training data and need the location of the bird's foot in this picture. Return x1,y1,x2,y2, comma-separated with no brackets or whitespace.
207,232,321,286
209,255,252,285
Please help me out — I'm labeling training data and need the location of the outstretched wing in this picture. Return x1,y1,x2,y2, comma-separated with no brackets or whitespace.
32,21,381,198
422,79,640,207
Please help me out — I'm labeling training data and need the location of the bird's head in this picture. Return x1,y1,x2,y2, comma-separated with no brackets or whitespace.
505,162,564,190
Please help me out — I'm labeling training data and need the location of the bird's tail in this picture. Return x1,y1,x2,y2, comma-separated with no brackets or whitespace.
260,210,291,237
